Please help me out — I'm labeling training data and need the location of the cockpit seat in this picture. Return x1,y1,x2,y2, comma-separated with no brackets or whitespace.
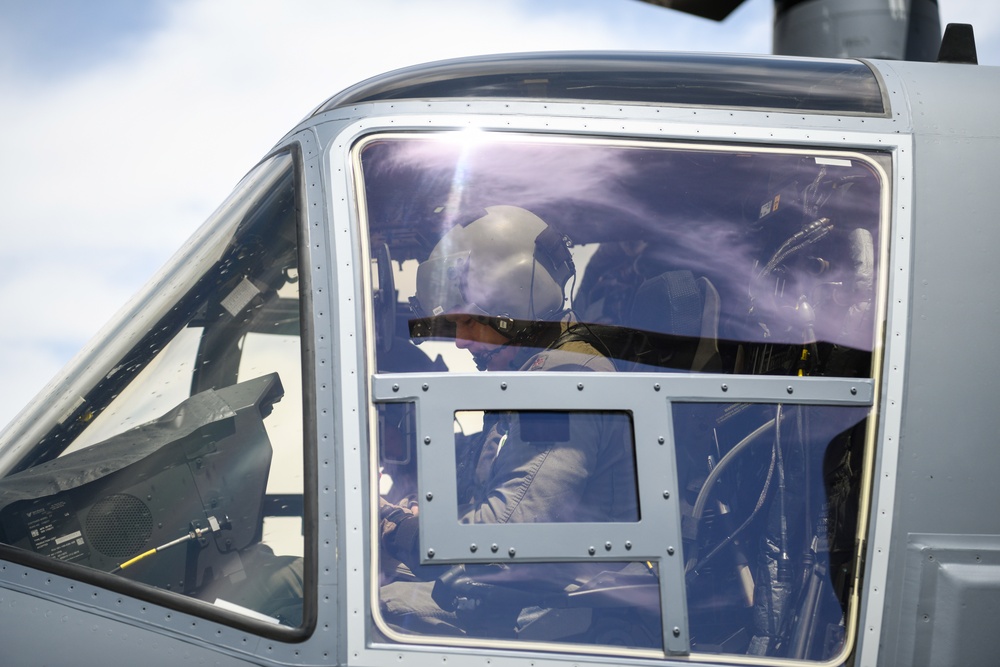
626,269,722,373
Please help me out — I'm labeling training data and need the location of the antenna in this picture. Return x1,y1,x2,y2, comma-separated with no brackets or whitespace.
937,23,979,64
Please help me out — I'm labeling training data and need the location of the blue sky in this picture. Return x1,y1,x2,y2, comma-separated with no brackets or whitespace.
0,1,169,79
0,0,998,428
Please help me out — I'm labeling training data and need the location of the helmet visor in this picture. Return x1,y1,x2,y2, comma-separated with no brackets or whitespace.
409,250,489,340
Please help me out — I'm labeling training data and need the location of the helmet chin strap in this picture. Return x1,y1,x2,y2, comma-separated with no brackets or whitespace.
468,312,520,370
472,344,510,371
473,315,563,371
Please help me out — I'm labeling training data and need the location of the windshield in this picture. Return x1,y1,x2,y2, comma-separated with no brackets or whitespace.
361,132,885,662
0,152,310,630
363,134,882,378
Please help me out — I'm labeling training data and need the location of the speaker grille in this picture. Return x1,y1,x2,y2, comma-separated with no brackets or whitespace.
86,494,153,559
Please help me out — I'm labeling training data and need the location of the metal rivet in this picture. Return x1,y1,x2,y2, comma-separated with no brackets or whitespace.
392,384,399,392
667,546,675,556
422,383,429,392
577,383,584,391
625,541,633,550
605,542,612,551
654,383,661,391
588,546,596,555
491,544,499,553
470,544,477,553
427,549,435,558
851,387,858,395
673,627,681,637
658,436,665,444
423,436,431,445
500,382,508,390
663,491,671,499
721,383,728,392
508,547,516,557
787,386,794,394
425,492,433,501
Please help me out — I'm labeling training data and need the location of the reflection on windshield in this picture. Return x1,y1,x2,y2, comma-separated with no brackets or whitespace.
364,136,882,377
674,402,869,660
365,134,884,660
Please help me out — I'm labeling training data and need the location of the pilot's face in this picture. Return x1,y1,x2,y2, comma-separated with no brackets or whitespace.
445,314,516,371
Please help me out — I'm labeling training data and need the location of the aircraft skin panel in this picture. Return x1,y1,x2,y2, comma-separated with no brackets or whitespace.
865,58,1000,667
0,575,267,666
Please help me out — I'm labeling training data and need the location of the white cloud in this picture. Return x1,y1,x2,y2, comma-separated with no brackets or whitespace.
1,0,767,251
0,0,996,429
2,0,752,427
0,341,66,427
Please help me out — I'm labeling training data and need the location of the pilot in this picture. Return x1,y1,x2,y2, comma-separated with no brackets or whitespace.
379,205,639,635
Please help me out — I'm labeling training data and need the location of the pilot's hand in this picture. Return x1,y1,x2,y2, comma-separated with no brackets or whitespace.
380,495,412,517
379,497,414,537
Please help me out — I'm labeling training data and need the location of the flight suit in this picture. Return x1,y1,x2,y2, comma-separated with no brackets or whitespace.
380,327,640,637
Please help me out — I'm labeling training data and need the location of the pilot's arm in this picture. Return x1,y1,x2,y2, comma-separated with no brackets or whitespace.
380,343,637,568
458,408,633,524
380,409,635,571
456,343,636,525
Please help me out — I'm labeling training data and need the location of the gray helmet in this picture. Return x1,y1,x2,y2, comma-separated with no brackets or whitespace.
413,205,574,338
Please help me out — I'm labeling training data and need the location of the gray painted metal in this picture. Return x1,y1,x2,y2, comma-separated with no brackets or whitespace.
867,57,1000,667
0,563,298,666
894,534,1000,666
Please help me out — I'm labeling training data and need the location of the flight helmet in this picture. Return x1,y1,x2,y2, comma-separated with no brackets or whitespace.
412,205,575,339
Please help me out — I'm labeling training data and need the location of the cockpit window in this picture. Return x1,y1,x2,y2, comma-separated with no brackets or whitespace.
362,133,885,661
0,152,309,630
364,135,882,379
